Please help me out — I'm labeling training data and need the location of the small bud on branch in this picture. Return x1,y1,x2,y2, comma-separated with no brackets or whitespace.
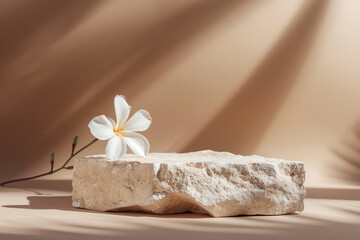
72,136,79,155
1,138,98,186
50,152,55,172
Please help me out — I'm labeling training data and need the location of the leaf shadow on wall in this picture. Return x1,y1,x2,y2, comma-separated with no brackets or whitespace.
41,0,257,135
329,119,360,184
0,0,101,71
0,0,256,180
182,0,330,155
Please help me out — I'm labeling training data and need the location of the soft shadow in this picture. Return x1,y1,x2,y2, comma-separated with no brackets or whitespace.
0,0,101,71
329,119,360,183
0,0,254,179
1,207,360,240
3,195,210,218
1,179,299,218
4,196,74,210
0,230,266,240
1,179,209,218
182,0,330,155
38,0,256,133
1,179,73,192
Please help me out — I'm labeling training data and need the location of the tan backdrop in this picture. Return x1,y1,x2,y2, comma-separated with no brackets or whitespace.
1,0,360,187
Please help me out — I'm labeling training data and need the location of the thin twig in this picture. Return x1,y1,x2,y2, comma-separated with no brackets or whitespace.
0,138,98,186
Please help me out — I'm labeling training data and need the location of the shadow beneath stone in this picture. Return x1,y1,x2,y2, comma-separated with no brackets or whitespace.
3,195,75,210
112,211,211,219
1,179,73,192
2,194,210,218
6,180,358,219
2,193,303,219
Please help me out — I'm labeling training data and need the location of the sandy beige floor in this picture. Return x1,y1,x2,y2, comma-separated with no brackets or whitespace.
0,178,359,240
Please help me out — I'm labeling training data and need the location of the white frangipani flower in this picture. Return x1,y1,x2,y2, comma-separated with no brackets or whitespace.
88,95,152,160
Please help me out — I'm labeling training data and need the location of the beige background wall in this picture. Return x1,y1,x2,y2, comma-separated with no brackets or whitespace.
1,0,359,186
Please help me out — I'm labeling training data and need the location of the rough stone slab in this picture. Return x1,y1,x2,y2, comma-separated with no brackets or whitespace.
72,150,306,217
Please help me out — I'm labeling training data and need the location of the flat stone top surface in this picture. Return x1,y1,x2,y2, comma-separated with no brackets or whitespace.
82,150,303,165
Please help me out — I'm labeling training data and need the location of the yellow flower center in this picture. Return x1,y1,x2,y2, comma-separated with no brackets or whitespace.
113,125,125,137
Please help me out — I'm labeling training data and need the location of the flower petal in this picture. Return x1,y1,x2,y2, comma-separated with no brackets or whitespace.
106,136,127,160
123,110,152,132
123,132,149,157
88,115,115,140
114,95,131,127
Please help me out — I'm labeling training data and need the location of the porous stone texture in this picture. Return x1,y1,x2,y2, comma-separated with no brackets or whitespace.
72,150,306,217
